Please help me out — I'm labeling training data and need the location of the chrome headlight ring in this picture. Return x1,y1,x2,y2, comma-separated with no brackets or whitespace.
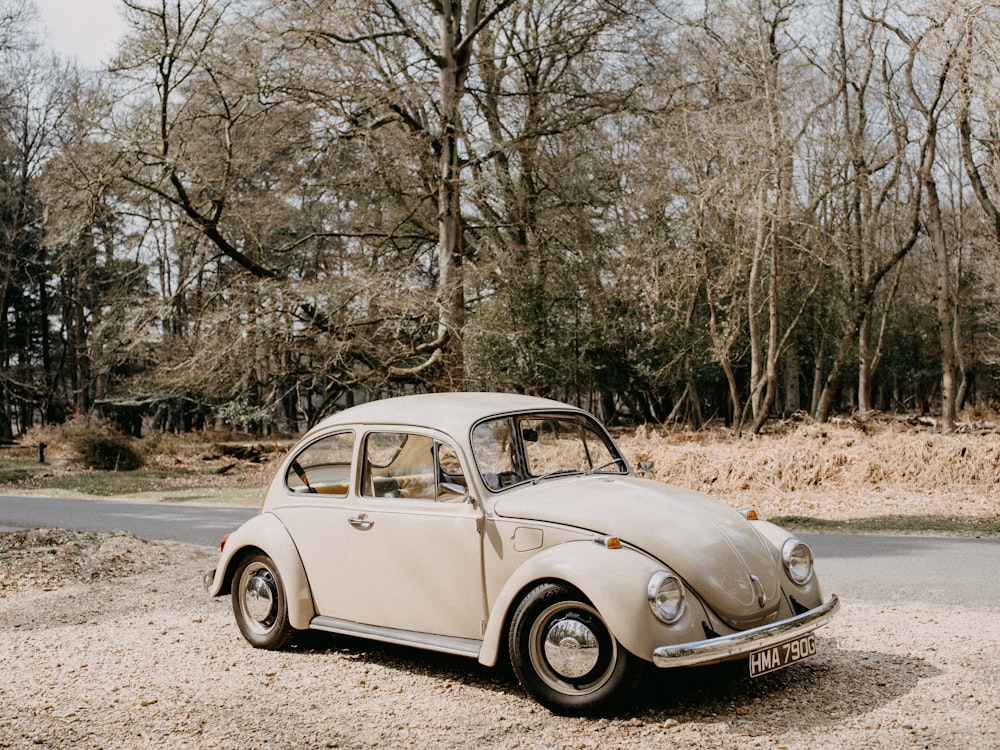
782,538,814,584
647,571,686,625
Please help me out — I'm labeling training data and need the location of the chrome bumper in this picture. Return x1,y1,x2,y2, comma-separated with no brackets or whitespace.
652,594,840,668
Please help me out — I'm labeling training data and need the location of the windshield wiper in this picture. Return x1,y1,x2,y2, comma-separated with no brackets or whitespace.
531,468,580,484
531,458,626,484
585,457,627,476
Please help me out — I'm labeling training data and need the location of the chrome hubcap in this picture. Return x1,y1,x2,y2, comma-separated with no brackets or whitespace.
245,572,275,622
543,617,600,678
240,563,278,632
528,600,616,695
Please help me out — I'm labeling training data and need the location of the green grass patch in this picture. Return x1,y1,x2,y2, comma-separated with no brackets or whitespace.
35,470,179,497
0,466,38,483
770,514,1000,537
129,487,262,506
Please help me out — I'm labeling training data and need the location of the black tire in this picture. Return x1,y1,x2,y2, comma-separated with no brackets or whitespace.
231,552,297,650
508,582,641,716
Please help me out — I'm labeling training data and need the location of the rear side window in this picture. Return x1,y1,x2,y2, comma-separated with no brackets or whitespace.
362,431,468,502
285,432,355,495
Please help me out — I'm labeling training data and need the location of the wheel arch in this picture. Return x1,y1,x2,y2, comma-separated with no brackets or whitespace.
208,512,316,630
479,541,668,667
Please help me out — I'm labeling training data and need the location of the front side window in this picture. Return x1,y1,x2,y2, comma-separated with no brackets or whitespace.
472,413,626,491
286,431,355,495
472,419,519,490
363,432,468,502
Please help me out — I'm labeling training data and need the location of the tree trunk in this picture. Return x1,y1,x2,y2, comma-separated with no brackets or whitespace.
783,351,800,416
431,0,502,390
925,175,958,432
815,333,853,423
748,183,767,423
810,349,824,417
436,70,466,387
705,274,744,436
751,221,781,435
858,311,874,418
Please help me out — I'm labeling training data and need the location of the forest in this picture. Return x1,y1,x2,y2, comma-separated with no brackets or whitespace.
2,0,1000,439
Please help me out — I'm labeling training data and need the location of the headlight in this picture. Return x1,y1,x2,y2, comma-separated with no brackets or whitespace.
782,538,814,584
647,571,685,624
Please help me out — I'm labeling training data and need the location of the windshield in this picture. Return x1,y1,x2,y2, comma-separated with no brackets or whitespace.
471,412,627,491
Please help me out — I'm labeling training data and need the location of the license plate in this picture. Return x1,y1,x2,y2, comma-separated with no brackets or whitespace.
749,633,817,677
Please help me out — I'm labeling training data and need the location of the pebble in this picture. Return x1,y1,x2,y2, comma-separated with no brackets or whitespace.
0,534,998,749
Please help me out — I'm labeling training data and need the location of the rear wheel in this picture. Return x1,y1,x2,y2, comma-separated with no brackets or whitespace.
509,582,641,715
231,553,296,649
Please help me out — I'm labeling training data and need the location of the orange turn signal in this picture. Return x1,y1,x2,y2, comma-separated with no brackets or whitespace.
739,509,759,521
220,533,230,552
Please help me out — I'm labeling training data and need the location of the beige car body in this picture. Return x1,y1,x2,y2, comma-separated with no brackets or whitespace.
206,392,838,693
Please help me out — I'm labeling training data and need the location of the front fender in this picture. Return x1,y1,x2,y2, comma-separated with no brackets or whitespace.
478,540,708,667
205,512,316,630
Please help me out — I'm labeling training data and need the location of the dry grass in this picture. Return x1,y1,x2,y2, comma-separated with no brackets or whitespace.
5,420,284,499
8,417,1000,528
615,420,1000,524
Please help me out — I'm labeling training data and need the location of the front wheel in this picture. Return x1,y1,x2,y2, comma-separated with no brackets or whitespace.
231,553,297,649
508,582,641,715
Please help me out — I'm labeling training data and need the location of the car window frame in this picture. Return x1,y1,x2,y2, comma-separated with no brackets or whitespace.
471,410,628,492
283,429,356,496
359,428,470,504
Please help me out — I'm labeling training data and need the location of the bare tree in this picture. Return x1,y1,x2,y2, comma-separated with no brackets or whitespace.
284,0,519,387
657,0,821,434
875,3,965,431
97,0,462,424
958,3,1000,249
114,0,281,278
811,2,928,424
465,0,647,405
0,20,80,434
808,0,922,421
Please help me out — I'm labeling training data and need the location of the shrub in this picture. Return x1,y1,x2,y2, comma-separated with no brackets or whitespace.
75,435,144,471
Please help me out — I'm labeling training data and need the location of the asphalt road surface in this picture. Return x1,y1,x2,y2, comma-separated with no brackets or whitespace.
805,531,1000,606
0,494,255,548
1,494,998,605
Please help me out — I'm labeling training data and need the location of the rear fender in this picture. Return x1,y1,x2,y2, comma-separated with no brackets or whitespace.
206,513,315,630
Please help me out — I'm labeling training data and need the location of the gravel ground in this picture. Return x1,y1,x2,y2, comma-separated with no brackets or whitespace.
1,530,998,749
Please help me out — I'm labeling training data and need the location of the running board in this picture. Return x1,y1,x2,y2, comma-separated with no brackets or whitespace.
309,616,482,659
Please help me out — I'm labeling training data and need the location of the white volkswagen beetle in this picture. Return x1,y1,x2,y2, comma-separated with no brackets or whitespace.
204,393,839,715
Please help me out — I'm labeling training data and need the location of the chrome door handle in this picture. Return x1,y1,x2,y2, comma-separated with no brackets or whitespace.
348,514,374,530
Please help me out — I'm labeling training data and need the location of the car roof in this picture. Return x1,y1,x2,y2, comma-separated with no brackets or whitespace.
312,392,585,439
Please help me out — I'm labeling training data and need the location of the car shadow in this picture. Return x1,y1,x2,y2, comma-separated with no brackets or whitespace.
284,631,937,727
626,641,938,727
286,629,519,692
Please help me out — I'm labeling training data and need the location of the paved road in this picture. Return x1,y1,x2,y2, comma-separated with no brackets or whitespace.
801,531,1000,606
0,494,255,548
2,494,999,605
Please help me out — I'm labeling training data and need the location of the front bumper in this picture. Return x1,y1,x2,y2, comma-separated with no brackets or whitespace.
652,594,840,668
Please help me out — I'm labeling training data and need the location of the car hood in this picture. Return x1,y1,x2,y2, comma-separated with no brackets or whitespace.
494,475,782,629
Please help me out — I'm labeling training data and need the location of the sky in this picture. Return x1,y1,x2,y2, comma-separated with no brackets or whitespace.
34,0,127,69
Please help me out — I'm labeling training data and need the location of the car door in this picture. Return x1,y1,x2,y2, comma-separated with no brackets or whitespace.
281,428,486,641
